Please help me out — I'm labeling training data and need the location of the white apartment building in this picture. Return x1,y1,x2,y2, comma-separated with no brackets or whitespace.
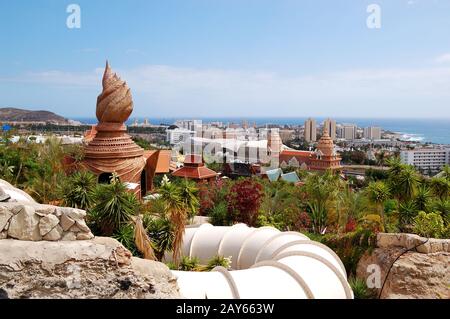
167,128,196,145
364,127,382,140
400,148,450,173
174,119,202,131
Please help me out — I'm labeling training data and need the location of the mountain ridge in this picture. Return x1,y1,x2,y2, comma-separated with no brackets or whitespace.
0,107,72,125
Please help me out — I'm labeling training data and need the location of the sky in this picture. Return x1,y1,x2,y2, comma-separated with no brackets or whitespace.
1,0,450,119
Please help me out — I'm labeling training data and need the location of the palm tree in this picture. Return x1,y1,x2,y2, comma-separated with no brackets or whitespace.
398,200,418,228
59,170,97,210
430,177,450,200
366,181,391,228
304,170,340,234
414,185,432,212
341,188,369,228
159,181,186,264
178,179,200,221
90,175,140,235
376,150,388,166
386,157,403,177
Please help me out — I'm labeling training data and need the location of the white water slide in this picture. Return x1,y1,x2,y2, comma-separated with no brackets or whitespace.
166,223,353,299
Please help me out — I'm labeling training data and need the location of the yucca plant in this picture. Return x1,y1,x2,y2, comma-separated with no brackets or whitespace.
59,170,97,210
90,176,140,235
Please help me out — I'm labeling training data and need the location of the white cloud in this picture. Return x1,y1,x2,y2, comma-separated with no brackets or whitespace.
2,64,450,117
435,53,450,64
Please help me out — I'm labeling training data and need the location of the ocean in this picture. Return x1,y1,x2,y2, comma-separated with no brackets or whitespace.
73,117,450,145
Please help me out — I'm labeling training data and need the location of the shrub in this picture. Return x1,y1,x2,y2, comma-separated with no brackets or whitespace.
89,178,140,235
348,276,375,299
208,202,231,226
206,255,232,271
112,223,140,256
413,211,446,238
179,256,200,271
59,170,96,210
227,178,263,226
145,216,174,260
320,229,377,277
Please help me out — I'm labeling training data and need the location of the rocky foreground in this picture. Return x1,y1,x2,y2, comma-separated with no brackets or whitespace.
0,237,180,299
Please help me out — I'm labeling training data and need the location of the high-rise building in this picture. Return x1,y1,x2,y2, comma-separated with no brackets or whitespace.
323,118,336,140
304,118,317,142
364,127,381,140
338,124,357,140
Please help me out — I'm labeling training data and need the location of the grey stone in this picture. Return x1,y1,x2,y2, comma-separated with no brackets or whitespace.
39,214,60,236
0,208,13,232
0,230,7,239
7,205,41,241
43,225,63,241
60,214,75,231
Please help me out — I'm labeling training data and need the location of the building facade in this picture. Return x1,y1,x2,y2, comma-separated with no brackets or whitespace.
323,118,336,140
364,126,381,140
304,118,317,142
338,124,357,140
400,148,450,173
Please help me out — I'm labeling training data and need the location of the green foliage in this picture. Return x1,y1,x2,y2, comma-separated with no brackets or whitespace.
179,256,200,271
348,276,375,299
206,255,232,271
208,201,231,226
112,223,140,256
320,229,377,276
59,170,96,210
145,215,174,260
90,178,140,235
413,211,446,238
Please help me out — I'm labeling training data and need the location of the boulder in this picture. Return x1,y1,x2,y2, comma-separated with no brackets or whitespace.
357,234,450,299
7,205,41,241
0,237,181,299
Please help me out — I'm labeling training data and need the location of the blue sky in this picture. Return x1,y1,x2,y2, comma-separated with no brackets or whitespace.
1,0,450,119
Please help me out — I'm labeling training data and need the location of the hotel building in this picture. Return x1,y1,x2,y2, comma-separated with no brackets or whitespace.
400,148,450,173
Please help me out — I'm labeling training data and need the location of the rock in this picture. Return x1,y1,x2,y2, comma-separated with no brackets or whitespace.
357,248,450,299
0,237,181,299
69,225,82,233
76,232,94,240
60,214,75,231
39,214,60,236
35,205,56,216
62,208,86,221
75,220,91,233
0,208,13,231
7,205,41,241
61,232,77,241
0,231,7,239
43,225,63,241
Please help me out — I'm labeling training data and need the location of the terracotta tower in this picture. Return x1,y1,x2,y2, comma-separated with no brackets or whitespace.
83,61,146,198
309,127,342,171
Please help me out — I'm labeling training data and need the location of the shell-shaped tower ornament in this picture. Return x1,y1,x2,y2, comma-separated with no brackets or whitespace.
96,61,133,123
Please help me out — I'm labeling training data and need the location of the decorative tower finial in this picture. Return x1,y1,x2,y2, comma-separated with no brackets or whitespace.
96,60,133,123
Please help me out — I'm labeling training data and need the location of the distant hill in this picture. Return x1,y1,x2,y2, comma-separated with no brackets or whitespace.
0,108,73,125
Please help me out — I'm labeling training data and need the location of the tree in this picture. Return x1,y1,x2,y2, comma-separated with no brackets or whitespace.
366,181,391,229
414,185,432,212
159,181,187,264
430,177,450,200
90,175,140,236
59,170,96,210
227,178,263,227
303,170,341,234
178,179,200,221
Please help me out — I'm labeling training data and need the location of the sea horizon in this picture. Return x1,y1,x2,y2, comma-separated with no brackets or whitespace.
71,116,450,145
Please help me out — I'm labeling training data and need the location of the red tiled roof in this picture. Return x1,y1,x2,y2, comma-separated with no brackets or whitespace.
172,165,218,179
280,150,313,157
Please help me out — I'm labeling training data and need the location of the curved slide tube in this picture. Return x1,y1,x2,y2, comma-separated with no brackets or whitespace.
166,223,353,299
